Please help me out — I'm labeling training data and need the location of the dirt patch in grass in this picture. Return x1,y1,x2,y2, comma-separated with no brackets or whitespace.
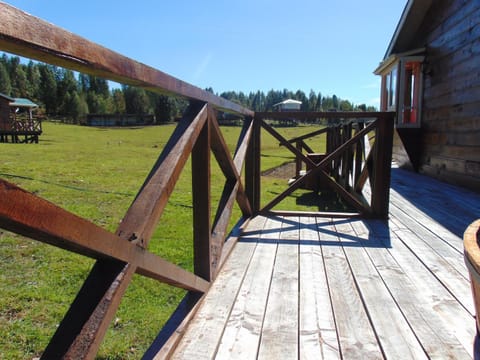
262,162,296,180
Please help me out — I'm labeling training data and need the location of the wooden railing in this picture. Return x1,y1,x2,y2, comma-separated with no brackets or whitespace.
0,3,394,358
254,112,395,218
0,113,42,143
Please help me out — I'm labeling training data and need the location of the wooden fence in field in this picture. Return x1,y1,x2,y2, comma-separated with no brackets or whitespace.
0,3,394,358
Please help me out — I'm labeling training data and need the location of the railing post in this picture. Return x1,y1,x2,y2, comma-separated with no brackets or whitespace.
246,115,261,214
295,140,303,178
371,113,395,218
192,103,212,281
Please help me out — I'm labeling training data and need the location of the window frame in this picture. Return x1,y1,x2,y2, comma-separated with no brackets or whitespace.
377,53,424,128
397,56,424,128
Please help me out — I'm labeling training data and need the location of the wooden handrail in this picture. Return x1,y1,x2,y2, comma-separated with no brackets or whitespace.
0,2,253,117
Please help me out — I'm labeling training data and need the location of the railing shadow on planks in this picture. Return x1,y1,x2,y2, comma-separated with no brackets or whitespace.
0,3,395,358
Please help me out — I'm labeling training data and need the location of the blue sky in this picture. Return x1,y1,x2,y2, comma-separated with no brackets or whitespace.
4,0,406,108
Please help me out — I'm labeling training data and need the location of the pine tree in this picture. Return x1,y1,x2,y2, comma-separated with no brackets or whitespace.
0,61,11,95
38,64,58,115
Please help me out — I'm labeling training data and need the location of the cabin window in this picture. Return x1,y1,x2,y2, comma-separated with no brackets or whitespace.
399,60,422,125
377,55,424,127
388,67,397,109
382,66,398,111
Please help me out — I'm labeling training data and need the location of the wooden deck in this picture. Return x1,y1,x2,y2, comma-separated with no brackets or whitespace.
168,167,480,359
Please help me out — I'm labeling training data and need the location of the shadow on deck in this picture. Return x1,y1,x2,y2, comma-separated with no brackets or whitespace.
156,168,480,359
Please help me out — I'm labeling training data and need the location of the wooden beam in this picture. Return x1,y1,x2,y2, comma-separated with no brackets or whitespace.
209,111,239,182
246,117,261,214
118,103,208,246
209,113,251,217
0,3,253,117
261,120,314,166
41,104,210,358
211,181,240,277
0,179,208,292
370,114,395,218
286,127,329,143
233,118,253,174
192,109,212,281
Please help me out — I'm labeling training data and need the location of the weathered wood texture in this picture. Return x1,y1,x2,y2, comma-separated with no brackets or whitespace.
394,0,480,191
168,167,480,359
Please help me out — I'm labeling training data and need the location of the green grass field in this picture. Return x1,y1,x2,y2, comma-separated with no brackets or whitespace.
0,121,326,359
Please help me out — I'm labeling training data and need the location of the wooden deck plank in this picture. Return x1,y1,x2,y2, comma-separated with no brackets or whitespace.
363,219,476,356
215,216,278,359
298,216,340,360
168,167,479,359
350,219,473,359
388,188,473,313
390,168,479,235
389,188,466,253
318,218,383,359
394,223,473,314
389,207,469,280
333,219,428,359
257,217,299,359
170,216,263,359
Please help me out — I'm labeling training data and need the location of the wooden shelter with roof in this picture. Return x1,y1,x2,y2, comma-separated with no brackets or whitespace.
273,98,302,112
0,92,42,143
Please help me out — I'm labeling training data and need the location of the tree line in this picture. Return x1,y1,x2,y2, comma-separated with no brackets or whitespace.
0,53,184,122
0,53,375,123
212,88,376,113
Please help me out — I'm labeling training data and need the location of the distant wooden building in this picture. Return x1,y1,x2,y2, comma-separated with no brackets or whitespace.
374,0,480,191
84,113,156,127
273,99,302,112
0,93,41,143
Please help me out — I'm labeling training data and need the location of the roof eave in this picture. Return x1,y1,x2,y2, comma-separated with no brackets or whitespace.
383,0,433,60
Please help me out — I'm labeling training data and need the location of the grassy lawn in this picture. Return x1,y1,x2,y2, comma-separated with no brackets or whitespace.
0,121,326,359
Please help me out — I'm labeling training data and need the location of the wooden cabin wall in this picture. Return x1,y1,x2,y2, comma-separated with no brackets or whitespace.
411,0,480,191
